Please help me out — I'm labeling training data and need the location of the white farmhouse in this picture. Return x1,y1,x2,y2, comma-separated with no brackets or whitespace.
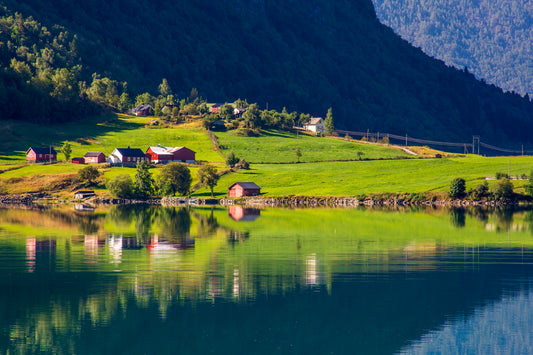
303,117,326,134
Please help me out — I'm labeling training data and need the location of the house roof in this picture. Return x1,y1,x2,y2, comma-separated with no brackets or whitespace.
134,104,152,112
148,146,174,155
84,151,104,157
229,182,261,190
27,147,57,155
307,117,323,125
149,146,196,155
114,148,146,157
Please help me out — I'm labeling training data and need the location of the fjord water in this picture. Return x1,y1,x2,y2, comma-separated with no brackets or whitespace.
1,206,533,354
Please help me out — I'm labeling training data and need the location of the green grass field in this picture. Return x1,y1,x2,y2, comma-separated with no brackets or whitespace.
214,156,533,196
0,115,223,163
2,114,533,198
215,129,411,163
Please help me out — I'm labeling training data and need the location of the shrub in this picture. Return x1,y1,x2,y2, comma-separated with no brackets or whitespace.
493,178,513,199
495,172,509,179
226,151,239,168
107,174,134,198
449,178,466,198
78,166,100,183
472,181,489,199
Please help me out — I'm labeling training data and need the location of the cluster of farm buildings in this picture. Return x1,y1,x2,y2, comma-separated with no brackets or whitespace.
26,147,261,197
26,145,196,167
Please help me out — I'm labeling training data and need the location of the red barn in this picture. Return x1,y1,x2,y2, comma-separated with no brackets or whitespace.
228,182,261,197
147,146,196,164
26,147,57,163
84,152,106,164
72,157,85,164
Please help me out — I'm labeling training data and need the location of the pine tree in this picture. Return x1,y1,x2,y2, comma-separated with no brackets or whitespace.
324,107,334,135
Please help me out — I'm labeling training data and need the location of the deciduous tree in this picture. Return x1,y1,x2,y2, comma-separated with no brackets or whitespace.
197,165,220,197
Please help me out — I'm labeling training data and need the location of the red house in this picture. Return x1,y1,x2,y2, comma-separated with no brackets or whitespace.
84,152,106,164
147,146,196,164
26,147,57,163
210,103,223,114
228,182,261,197
72,157,85,164
133,104,152,116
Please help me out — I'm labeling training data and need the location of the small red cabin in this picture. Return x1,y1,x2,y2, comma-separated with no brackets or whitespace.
72,157,85,164
26,147,57,163
84,152,106,164
228,182,261,197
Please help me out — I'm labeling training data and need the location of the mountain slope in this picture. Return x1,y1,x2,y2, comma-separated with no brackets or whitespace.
2,0,533,146
372,0,533,98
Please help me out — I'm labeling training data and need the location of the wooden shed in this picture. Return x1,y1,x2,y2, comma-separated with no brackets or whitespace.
72,157,85,164
228,182,261,197
84,152,106,164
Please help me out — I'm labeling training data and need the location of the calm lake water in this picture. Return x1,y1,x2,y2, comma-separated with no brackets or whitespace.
1,205,533,354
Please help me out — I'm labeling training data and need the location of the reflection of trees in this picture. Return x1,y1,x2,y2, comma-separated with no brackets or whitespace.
107,205,136,229
158,207,191,242
525,211,533,236
493,208,514,232
449,208,466,228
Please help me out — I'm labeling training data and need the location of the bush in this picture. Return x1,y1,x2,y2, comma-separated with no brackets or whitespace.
78,166,100,183
449,178,466,198
495,172,509,179
226,151,239,168
493,178,513,199
472,181,489,199
107,174,134,198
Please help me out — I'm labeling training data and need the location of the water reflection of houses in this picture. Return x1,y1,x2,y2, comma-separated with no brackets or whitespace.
25,238,56,272
228,206,261,222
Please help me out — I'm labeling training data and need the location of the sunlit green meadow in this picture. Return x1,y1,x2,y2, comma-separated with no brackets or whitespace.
215,156,533,196
215,129,411,163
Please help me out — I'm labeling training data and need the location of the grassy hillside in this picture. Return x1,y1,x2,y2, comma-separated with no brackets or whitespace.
215,129,411,163
1,114,533,198
2,0,533,146
0,115,223,163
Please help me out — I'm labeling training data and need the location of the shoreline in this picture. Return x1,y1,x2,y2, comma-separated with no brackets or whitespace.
0,193,527,209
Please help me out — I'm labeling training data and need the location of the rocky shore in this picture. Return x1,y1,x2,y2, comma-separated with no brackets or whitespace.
0,193,525,208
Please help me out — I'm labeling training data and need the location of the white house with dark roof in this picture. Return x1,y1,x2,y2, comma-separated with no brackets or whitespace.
303,117,326,134
107,148,150,167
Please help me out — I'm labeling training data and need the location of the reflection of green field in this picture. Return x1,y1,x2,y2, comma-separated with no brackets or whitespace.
215,129,410,163
215,156,533,196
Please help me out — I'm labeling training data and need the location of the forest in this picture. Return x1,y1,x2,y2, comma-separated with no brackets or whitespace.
372,0,533,98
1,0,533,147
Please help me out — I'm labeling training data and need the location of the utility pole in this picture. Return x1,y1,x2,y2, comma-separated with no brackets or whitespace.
405,134,408,147
366,129,369,141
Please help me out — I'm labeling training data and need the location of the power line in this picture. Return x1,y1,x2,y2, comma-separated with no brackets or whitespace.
336,129,533,155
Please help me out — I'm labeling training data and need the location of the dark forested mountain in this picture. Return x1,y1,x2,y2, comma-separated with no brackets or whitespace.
1,0,533,146
372,0,533,98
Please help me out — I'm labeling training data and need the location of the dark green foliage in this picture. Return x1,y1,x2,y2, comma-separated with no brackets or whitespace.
373,0,533,97
473,181,489,199
495,172,509,180
78,165,99,183
449,178,466,198
2,0,533,146
134,160,154,198
226,151,239,168
107,174,134,198
197,165,220,197
324,108,334,135
493,178,514,199
60,142,71,161
157,163,191,196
